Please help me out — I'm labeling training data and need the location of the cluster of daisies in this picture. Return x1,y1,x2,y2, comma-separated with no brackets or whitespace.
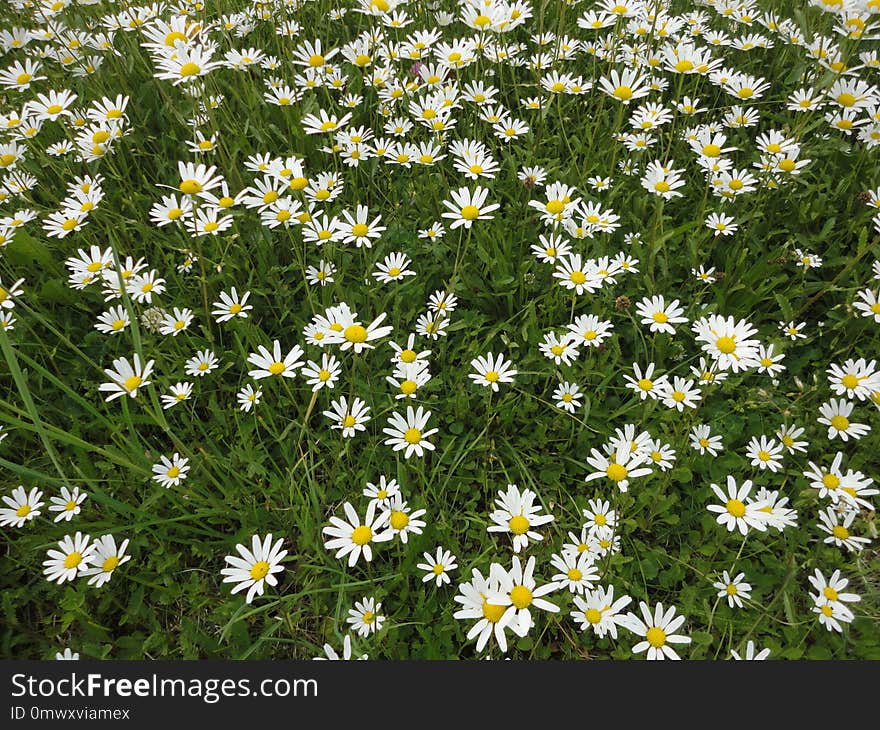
0,0,878,661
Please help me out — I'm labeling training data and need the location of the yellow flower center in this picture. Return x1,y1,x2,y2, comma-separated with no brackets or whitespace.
342,415,357,428
123,375,142,392
400,349,417,363
351,525,372,545
841,374,859,390
64,552,82,569
179,179,202,195
726,584,738,595
606,463,628,482
482,600,506,623
585,608,603,624
646,627,667,647
570,271,586,285
510,585,533,609
675,59,694,72
652,312,669,323
484,370,499,383
613,85,633,100
250,560,270,580
567,568,583,582
830,415,850,431
654,181,670,193
460,205,480,220
403,428,422,444
726,499,746,517
15,504,31,518
400,380,418,395
102,556,119,572
179,62,201,77
268,362,286,375
508,515,530,535
546,199,565,215
832,525,850,540
344,324,368,343
823,586,839,601
308,54,325,67
351,223,369,237
716,336,736,354
390,510,409,530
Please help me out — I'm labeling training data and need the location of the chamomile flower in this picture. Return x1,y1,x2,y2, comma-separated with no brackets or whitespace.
635,295,688,334
151,453,190,488
441,186,500,229
186,349,219,377
373,252,415,283
211,288,252,322
47,486,87,523
707,476,768,535
817,399,871,441
363,476,401,510
237,384,263,412
623,362,668,401
98,354,154,401
571,585,633,639
0,486,44,527
158,307,194,337
417,546,458,587
42,532,95,584
469,352,517,392
817,506,871,553
221,534,287,604
347,597,385,637
247,340,305,380
713,571,752,609
322,501,393,567
553,381,583,413
453,564,514,654
585,441,652,493
690,424,723,456
324,396,371,438
380,497,427,543
82,534,131,588
159,382,192,410
487,483,555,553
382,405,437,458
302,354,342,391
549,551,599,594
323,309,393,353
745,435,784,472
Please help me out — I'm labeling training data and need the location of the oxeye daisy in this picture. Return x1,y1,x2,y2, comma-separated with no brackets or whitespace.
43,532,94,584
386,361,431,399
817,506,871,553
621,601,692,661
690,424,723,456
373,252,415,283
496,555,559,639
98,354,154,401
237,384,263,412
635,295,688,334
487,483,555,553
417,546,458,587
745,435,784,472
47,486,87,523
0,485,44,527
322,501,393,567
247,340,305,380
468,352,517,392
158,307,194,336
622,362,668,401
382,405,437,458
539,332,580,366
323,309,393,352
347,597,385,637
82,534,131,588
552,381,582,413
151,453,190,488
220,533,288,604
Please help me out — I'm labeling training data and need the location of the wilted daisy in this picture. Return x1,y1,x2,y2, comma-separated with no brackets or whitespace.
151,453,190,488
221,534,288,604
347,597,385,637
0,485,44,527
417,546,458,587
487,483,555,553
468,352,517,392
322,501,393,567
621,601,692,661
82,534,131,588
43,532,94,584
98,354,154,401
47,486,87,523
571,585,633,639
